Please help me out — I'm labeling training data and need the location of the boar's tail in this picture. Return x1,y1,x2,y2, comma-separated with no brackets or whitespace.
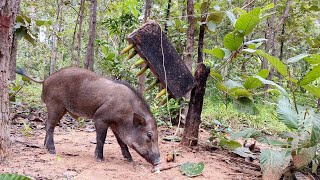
16,68,44,83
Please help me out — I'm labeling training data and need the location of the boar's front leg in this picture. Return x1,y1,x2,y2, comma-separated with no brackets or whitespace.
114,132,133,162
44,104,66,154
94,121,108,161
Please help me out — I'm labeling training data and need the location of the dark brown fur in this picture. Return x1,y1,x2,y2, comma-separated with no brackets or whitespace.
18,67,161,165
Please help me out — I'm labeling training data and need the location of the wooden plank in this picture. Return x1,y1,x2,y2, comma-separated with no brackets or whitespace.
127,21,195,98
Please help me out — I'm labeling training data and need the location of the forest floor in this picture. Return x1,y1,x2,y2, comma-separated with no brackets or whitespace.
1,109,262,180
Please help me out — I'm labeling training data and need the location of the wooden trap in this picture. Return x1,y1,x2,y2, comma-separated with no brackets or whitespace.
121,20,195,99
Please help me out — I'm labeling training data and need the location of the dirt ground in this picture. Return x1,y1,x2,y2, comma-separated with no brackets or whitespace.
1,114,261,180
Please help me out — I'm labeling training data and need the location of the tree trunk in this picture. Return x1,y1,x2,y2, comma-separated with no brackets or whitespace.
9,34,18,80
181,63,210,146
77,0,85,68
181,0,195,126
143,0,151,22
267,0,290,81
181,3,209,146
138,0,151,94
84,0,97,71
185,0,194,72
0,0,21,162
70,11,79,66
50,0,61,75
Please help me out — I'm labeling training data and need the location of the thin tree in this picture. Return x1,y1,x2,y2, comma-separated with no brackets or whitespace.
50,0,62,75
77,0,85,68
0,0,21,162
164,0,171,34
262,0,290,79
181,1,210,146
138,0,151,93
84,0,97,71
70,9,79,65
182,0,195,124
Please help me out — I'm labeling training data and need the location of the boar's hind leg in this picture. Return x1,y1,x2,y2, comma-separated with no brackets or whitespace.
114,132,133,162
44,105,66,154
94,121,108,161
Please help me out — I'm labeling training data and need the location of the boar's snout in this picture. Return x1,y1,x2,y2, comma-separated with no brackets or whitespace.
150,153,161,165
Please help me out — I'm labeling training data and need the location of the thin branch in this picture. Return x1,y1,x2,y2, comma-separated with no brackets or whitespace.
274,0,290,33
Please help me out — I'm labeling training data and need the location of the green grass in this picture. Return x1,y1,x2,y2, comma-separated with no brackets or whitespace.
201,89,288,134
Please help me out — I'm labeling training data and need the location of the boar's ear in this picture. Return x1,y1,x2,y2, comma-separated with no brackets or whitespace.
133,113,146,127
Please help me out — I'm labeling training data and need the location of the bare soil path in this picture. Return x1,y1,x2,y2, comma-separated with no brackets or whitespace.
1,116,261,180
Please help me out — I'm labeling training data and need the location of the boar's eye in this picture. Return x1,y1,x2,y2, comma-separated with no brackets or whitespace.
147,132,152,139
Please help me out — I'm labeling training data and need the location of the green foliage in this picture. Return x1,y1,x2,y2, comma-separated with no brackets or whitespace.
232,128,261,139
260,149,291,180
235,7,260,35
298,64,320,85
180,162,205,177
218,138,242,150
223,31,243,51
276,98,299,130
0,173,31,180
256,50,288,77
243,76,262,89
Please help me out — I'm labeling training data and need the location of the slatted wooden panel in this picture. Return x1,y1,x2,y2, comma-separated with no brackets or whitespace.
127,21,195,99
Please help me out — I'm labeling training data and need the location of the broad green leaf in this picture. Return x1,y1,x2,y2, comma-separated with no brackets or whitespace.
243,38,267,45
206,22,216,32
254,76,288,96
235,7,261,35
223,31,244,51
298,64,320,86
35,20,47,26
232,147,256,159
0,173,31,180
260,3,274,13
277,98,298,130
210,69,223,81
200,1,208,13
243,76,262,89
219,138,242,150
233,88,252,99
16,15,25,23
225,79,243,89
302,85,320,98
207,12,223,24
216,82,228,92
287,53,310,63
304,54,320,64
258,69,269,78
292,146,317,169
266,139,289,147
232,128,261,139
24,32,36,46
233,97,257,115
304,112,320,148
256,50,288,77
203,47,225,59
260,149,291,180
180,162,205,177
226,11,236,26
242,48,256,53
221,48,231,59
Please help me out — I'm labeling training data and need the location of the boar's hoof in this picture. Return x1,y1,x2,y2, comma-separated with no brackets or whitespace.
47,149,56,154
95,158,104,162
126,157,133,162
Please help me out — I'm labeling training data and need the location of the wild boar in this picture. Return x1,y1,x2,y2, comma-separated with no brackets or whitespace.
16,67,161,165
